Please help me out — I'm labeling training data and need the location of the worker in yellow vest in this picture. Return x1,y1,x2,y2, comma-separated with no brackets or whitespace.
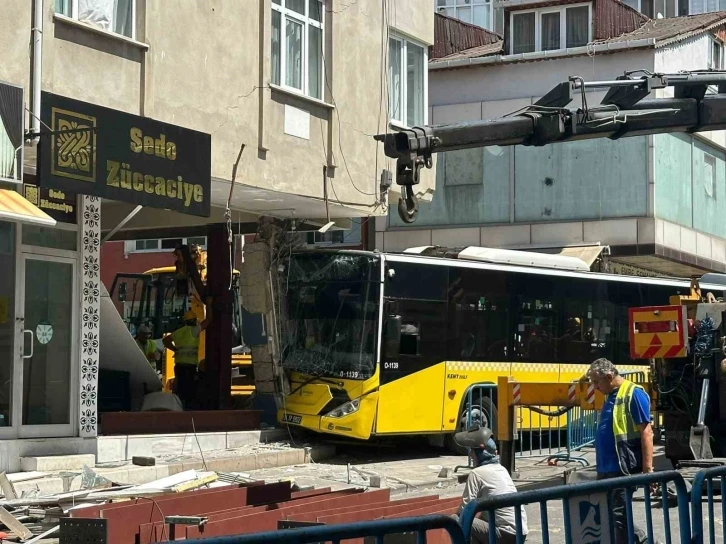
163,309,211,409
135,325,161,373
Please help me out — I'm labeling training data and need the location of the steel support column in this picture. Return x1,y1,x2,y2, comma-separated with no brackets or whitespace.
202,223,232,410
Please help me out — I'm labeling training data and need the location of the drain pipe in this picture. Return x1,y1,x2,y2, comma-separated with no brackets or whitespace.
30,0,43,141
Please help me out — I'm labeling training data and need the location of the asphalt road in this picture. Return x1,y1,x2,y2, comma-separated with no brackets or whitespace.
251,437,722,543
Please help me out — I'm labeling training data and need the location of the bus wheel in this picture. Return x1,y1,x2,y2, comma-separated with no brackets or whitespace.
445,397,498,455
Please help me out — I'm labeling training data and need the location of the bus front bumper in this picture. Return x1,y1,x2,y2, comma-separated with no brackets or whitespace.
277,392,378,440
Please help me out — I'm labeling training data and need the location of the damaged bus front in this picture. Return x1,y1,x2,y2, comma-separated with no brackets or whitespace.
278,251,383,440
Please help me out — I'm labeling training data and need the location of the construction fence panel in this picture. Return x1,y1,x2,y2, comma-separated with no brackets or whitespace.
458,470,692,544
181,514,467,544
691,465,726,544
454,383,599,469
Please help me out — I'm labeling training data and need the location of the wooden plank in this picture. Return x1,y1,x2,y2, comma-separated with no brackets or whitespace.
0,506,33,541
0,473,18,500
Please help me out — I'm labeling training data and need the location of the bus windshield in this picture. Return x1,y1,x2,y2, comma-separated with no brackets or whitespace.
282,253,380,380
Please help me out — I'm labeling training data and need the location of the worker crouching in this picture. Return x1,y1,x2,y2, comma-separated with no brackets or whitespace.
452,426,528,543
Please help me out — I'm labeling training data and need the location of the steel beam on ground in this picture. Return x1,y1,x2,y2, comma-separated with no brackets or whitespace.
185,488,390,539
288,496,441,523
312,497,458,525
99,482,290,544
289,487,333,499
381,498,461,518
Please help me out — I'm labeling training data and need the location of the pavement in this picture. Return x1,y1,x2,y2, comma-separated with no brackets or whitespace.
241,441,722,543
6,435,723,543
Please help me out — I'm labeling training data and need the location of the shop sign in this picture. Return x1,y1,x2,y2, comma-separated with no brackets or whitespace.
603,260,661,278
23,184,77,224
38,92,211,217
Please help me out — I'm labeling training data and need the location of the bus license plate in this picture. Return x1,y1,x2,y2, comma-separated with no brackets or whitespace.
282,414,302,425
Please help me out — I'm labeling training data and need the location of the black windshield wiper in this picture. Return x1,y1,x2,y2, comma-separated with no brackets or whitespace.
288,373,343,396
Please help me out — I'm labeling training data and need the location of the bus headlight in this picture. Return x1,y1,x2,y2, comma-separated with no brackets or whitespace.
326,399,360,418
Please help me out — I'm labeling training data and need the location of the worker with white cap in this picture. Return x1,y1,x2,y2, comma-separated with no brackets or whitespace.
451,426,528,543
135,324,160,372
163,307,212,409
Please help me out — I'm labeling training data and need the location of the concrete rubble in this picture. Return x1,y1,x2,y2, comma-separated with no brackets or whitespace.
0,438,336,542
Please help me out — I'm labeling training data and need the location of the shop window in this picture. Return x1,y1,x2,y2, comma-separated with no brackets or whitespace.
21,225,78,251
127,237,207,253
55,0,136,40
160,238,183,250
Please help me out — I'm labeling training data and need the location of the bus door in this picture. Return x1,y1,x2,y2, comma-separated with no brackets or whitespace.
376,261,449,434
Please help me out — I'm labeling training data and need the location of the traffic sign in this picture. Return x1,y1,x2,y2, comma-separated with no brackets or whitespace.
629,305,688,359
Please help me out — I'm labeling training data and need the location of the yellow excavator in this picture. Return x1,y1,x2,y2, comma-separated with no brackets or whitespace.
109,245,258,399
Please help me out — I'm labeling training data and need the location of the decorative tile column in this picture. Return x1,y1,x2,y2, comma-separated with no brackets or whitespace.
79,196,101,438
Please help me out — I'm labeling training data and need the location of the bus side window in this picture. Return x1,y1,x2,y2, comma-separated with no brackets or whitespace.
400,322,420,356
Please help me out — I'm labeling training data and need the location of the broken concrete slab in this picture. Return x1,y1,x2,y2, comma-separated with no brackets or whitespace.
20,455,95,472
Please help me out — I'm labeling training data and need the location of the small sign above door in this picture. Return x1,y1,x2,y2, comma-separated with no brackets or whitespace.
23,185,77,224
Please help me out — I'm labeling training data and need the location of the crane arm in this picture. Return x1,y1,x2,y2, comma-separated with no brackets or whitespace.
374,71,726,223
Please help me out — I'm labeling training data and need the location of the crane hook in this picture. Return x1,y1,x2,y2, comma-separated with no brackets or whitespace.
397,185,418,224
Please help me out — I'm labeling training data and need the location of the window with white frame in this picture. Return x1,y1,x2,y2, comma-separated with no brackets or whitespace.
54,0,136,39
690,0,721,14
510,4,591,54
388,34,428,127
710,38,723,69
620,0,654,17
704,153,717,199
125,237,208,253
436,0,494,31
271,0,324,100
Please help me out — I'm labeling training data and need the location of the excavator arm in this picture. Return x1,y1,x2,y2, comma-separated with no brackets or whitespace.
375,71,726,223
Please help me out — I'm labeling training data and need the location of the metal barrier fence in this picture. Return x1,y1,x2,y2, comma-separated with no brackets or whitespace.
181,514,466,544
691,465,726,544
454,383,599,470
545,405,597,466
459,470,692,544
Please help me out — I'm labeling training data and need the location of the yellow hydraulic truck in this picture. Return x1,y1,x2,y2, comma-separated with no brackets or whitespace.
494,274,726,473
109,245,256,399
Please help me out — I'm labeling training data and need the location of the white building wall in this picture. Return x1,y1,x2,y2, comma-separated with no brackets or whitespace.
429,49,656,108
656,35,726,147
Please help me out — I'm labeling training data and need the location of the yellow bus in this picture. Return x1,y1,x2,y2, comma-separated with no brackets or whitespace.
277,247,725,452
110,265,256,397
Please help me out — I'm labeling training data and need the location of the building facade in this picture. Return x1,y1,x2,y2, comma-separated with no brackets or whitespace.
376,10,726,278
437,0,726,32
0,0,433,471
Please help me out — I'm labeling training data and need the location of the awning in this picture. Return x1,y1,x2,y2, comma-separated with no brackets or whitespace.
0,189,56,227
556,246,607,268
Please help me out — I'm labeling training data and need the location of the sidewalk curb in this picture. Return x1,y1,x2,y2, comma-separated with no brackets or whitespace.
10,444,337,497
